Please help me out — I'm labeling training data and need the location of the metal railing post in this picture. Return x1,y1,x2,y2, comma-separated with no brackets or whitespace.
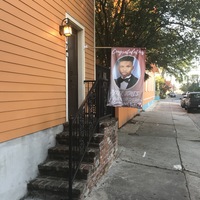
69,116,73,200
67,79,113,200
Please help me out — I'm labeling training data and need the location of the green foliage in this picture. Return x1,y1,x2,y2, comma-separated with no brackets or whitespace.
95,0,200,79
180,82,200,92
155,76,171,98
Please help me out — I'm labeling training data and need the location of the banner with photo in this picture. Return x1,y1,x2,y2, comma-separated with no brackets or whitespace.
107,47,146,108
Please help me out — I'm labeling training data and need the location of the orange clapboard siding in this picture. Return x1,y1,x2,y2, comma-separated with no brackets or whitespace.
1,1,60,34
0,111,65,133
0,51,65,73
0,99,66,113
143,91,155,105
0,31,64,60
85,30,95,41
0,0,94,142
0,71,65,85
63,0,94,23
86,52,95,61
0,21,64,53
0,92,65,102
0,82,65,92
0,41,64,66
0,118,65,143
23,0,64,19
3,0,64,24
0,105,65,123
0,62,65,79
116,107,138,128
1,9,63,48
85,68,95,77
18,0,63,21
85,70,95,80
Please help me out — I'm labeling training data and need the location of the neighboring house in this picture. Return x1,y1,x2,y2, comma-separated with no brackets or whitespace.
0,1,95,200
143,65,159,110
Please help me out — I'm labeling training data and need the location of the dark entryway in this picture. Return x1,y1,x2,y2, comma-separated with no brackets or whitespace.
68,28,78,117
96,65,115,117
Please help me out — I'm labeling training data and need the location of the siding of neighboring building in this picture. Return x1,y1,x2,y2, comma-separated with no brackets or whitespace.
143,71,156,110
116,70,157,128
116,107,138,128
0,0,94,143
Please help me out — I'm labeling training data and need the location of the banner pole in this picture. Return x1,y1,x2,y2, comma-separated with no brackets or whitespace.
85,46,146,50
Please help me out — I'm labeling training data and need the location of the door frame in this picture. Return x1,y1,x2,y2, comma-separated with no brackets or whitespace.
65,13,85,121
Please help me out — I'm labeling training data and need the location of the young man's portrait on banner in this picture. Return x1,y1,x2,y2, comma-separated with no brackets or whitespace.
107,48,145,108
114,56,140,90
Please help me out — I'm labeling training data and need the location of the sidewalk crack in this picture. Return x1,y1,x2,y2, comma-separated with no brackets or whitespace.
173,112,192,200
119,158,183,173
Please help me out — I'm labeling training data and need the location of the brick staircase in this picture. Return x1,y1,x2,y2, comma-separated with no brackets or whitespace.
22,123,105,200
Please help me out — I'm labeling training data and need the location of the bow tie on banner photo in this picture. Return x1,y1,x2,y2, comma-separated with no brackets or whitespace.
119,77,130,83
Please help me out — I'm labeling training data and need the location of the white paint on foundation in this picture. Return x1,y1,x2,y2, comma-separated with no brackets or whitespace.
0,125,63,200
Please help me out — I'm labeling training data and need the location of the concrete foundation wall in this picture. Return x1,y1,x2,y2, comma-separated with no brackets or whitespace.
0,125,63,200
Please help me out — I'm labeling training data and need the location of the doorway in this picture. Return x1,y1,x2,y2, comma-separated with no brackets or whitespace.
68,28,78,117
65,14,85,121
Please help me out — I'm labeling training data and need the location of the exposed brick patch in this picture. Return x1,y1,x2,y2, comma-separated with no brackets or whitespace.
82,118,118,198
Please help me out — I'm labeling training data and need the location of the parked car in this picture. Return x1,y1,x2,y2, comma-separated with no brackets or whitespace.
184,92,200,113
180,95,187,108
168,92,176,97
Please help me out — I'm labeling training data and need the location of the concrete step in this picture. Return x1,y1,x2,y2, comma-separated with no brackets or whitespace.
27,176,85,200
56,132,104,146
38,160,94,180
48,145,99,163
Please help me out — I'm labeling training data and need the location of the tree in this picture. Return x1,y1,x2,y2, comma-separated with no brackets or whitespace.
155,76,171,98
95,0,200,80
180,81,200,92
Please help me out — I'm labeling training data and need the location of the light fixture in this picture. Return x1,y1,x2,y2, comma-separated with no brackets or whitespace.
59,18,72,37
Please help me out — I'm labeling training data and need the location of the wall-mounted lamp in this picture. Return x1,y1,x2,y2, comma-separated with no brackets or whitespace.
59,18,72,37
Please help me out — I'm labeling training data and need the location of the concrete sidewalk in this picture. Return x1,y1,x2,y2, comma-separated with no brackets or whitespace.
85,100,200,200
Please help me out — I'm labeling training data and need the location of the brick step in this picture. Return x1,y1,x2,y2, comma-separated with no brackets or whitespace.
56,132,104,146
38,160,94,180
27,176,85,200
22,118,117,200
63,122,69,131
48,145,99,163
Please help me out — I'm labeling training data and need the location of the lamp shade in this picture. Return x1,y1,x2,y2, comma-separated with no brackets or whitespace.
59,18,72,37
63,25,72,37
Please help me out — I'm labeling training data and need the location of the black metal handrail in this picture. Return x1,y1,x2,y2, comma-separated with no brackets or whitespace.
68,78,112,199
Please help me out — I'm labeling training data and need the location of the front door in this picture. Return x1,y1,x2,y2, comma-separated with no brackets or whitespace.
68,28,78,117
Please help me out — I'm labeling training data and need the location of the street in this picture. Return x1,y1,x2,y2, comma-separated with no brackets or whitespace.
85,97,200,200
167,94,200,130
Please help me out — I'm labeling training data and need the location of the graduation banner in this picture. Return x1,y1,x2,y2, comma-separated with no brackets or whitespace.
107,47,146,108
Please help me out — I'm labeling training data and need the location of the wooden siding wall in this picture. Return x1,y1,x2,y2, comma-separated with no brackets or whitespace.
116,107,138,128
143,72,155,105
0,0,95,142
143,91,155,105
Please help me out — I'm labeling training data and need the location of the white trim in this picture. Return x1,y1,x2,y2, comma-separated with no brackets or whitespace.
65,13,85,121
93,0,96,80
